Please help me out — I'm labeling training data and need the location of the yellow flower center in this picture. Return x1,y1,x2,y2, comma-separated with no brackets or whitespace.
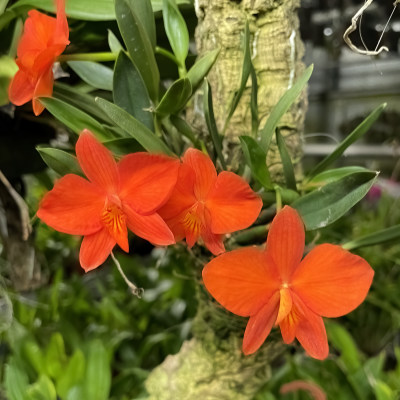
101,203,126,236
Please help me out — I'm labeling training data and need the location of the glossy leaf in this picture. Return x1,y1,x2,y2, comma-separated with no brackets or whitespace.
203,79,226,169
162,0,189,66
131,0,156,49
155,77,192,116
95,98,173,154
308,166,370,187
276,129,296,191
39,97,111,140
115,0,159,101
342,225,400,251
113,51,154,130
293,171,378,230
53,83,112,125
224,21,251,132
68,61,113,91
308,103,387,178
9,0,115,20
239,135,272,189
83,340,111,400
108,29,123,53
186,48,219,95
250,63,258,136
37,147,83,177
259,64,313,150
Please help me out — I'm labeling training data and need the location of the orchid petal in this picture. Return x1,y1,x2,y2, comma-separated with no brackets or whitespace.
266,206,305,282
8,69,35,106
183,148,217,200
79,228,116,272
207,171,262,234
118,153,180,215
32,67,53,115
76,130,119,192
202,248,281,317
242,292,280,355
37,174,104,235
292,243,374,318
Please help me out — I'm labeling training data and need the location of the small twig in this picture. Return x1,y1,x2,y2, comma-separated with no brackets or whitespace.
343,0,389,56
111,252,143,298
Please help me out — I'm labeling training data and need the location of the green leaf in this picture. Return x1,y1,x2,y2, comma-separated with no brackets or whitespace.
27,375,57,400
373,381,396,400
5,359,29,400
108,29,123,53
342,225,400,251
239,136,272,189
115,0,159,101
95,97,172,155
151,0,191,12
325,321,362,373
203,79,226,169
155,77,192,116
250,62,258,136
57,350,86,399
131,0,156,49
308,166,370,187
53,83,112,125
9,0,116,20
276,129,296,191
83,340,111,400
224,21,251,132
0,289,12,333
259,64,313,150
170,115,200,147
0,55,17,106
292,171,378,230
104,138,144,155
162,0,189,66
39,97,110,140
67,61,113,91
37,147,83,177
113,51,154,130
186,48,219,94
308,103,386,178
22,340,46,375
45,333,67,380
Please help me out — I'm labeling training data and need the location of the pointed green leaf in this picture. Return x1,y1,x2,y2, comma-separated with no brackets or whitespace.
203,79,226,169
163,0,189,66
95,97,173,155
131,0,156,49
27,375,57,400
342,225,400,251
37,147,83,177
113,51,154,130
308,166,370,187
308,103,387,178
155,77,192,116
108,29,123,53
224,21,251,132
170,115,200,147
186,48,220,94
83,340,111,400
104,138,144,155
39,97,110,140
57,350,86,399
260,64,313,150
239,136,272,189
45,333,67,380
115,0,159,101
276,129,296,191
250,63,258,136
293,171,378,230
67,61,113,91
5,359,29,400
22,340,46,375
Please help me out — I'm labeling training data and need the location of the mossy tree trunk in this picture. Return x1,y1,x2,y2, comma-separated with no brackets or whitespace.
145,1,306,398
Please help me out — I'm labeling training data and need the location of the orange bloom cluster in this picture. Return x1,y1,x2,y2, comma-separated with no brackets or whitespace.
37,132,262,271
8,0,69,115
203,206,374,359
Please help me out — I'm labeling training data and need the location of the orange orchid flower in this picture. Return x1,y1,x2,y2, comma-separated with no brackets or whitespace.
8,0,69,116
37,130,179,271
158,148,263,255
202,206,374,359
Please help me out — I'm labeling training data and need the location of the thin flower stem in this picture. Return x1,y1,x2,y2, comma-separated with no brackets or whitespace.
111,252,143,298
57,52,118,63
274,185,282,212
155,46,180,66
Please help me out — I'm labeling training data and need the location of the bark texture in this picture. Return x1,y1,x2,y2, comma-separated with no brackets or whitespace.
188,0,306,175
146,1,307,398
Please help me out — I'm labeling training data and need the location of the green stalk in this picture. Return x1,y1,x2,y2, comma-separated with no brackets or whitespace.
58,52,118,63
